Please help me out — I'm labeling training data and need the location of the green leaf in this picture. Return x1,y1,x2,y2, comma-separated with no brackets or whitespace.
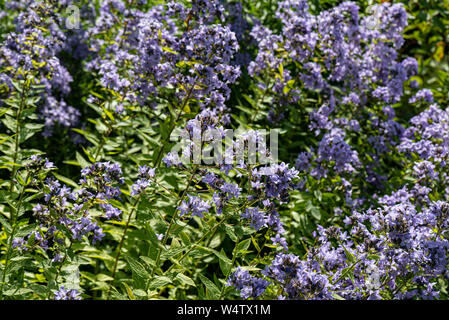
162,46,178,55
161,247,184,260
306,200,321,220
52,173,78,188
28,284,49,297
218,249,231,276
144,223,160,247
0,214,11,233
3,288,33,296
102,105,115,121
243,94,257,108
343,246,356,264
76,152,90,168
236,238,251,253
314,190,322,202
279,63,284,78
139,256,155,268
225,224,237,242
175,273,196,287
122,282,135,300
149,276,172,290
198,274,220,299
124,255,149,279
251,235,261,253
332,293,345,300
24,123,44,130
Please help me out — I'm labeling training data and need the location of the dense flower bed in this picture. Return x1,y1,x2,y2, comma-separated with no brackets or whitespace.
0,0,449,300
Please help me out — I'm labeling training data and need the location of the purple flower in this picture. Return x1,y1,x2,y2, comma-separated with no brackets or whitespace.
54,286,82,300
227,267,270,299
178,195,211,218
409,89,434,104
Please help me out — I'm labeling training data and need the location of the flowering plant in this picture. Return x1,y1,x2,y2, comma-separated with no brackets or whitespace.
1,0,449,300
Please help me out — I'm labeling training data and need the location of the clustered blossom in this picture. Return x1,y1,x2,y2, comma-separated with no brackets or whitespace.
226,0,449,300
2,0,241,138
399,104,449,163
166,109,298,248
243,0,421,216
231,197,449,299
314,128,360,177
178,195,211,218
228,100,449,299
13,176,105,255
164,106,297,252
202,171,241,215
131,165,156,196
78,162,125,220
80,162,124,200
85,0,240,122
162,152,183,168
409,89,434,104
263,253,333,300
54,286,82,300
12,158,125,258
162,108,226,168
226,267,270,299
26,154,55,171
251,163,299,202
223,2,254,67
241,163,298,249
0,1,81,136
171,108,227,166
250,1,417,118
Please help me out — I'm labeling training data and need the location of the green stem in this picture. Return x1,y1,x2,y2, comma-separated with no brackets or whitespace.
145,166,198,292
219,238,239,300
47,240,73,300
153,76,199,168
106,194,142,299
10,75,30,192
0,171,30,299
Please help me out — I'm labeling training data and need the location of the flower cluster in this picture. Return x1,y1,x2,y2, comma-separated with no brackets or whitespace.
202,171,241,215
131,165,156,197
226,267,270,299
250,1,416,112
229,100,449,299
231,196,449,299
0,1,81,136
54,286,82,300
85,0,240,121
242,1,420,217
12,159,125,259
178,195,211,218
3,0,449,302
